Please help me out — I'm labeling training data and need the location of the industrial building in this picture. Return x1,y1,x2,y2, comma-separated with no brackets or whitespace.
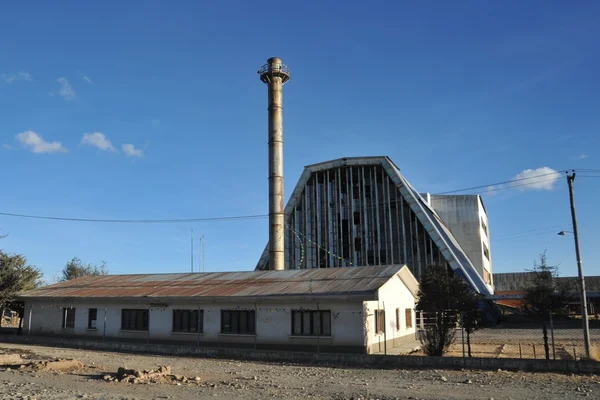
255,156,494,297
18,265,419,354
493,272,600,315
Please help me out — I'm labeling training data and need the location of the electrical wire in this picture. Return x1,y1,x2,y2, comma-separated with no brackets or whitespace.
435,170,567,195
0,168,595,225
0,212,268,224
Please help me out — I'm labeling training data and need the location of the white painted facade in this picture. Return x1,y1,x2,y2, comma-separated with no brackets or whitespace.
364,273,417,354
429,194,493,290
22,269,418,354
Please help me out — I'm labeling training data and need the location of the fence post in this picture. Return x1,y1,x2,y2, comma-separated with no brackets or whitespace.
461,312,465,358
533,344,536,359
519,342,522,359
549,311,556,360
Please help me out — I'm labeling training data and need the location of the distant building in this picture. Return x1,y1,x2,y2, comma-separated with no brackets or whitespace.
255,156,494,296
493,272,600,315
19,265,419,354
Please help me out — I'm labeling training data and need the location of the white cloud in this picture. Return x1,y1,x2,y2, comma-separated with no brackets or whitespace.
82,75,93,84
81,132,117,152
2,144,13,150
56,77,76,101
484,185,498,196
15,130,68,154
1,71,32,83
579,154,588,159
122,144,143,157
511,167,561,191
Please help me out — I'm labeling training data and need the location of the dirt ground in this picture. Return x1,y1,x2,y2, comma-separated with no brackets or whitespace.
0,343,599,400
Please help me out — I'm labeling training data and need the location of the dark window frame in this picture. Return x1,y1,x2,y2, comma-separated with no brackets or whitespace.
375,309,385,334
220,310,256,335
88,308,97,329
291,310,332,336
62,307,75,329
172,309,203,333
121,309,149,331
483,242,490,261
395,308,400,331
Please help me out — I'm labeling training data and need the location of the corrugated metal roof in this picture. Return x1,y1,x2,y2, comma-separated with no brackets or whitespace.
20,265,403,301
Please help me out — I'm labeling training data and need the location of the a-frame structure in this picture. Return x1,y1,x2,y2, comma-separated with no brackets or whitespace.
256,156,493,296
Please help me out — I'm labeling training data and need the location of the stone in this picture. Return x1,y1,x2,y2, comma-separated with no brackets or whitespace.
194,377,202,382
463,379,472,384
440,376,447,382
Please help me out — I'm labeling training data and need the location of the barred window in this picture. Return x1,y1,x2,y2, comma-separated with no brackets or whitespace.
121,309,148,331
291,310,331,336
221,310,255,334
62,308,75,329
173,309,203,333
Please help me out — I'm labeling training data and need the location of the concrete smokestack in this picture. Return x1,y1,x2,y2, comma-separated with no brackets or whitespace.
258,57,290,271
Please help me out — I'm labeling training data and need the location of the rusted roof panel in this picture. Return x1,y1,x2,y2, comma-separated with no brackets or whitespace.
20,265,402,300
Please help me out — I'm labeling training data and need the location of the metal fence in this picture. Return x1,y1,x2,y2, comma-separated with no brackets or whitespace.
412,310,600,360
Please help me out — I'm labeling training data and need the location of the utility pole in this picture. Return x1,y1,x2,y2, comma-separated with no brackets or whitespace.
567,170,591,359
190,229,194,273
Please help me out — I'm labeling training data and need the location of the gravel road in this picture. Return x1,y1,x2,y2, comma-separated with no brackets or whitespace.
0,343,598,400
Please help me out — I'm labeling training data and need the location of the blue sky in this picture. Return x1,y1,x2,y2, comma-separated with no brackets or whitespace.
1,1,599,282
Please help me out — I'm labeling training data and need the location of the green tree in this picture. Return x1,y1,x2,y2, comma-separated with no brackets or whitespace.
0,250,42,313
59,257,108,281
416,263,481,356
524,251,572,360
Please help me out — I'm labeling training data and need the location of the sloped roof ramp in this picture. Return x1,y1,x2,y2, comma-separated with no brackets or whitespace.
255,156,492,296
20,265,416,303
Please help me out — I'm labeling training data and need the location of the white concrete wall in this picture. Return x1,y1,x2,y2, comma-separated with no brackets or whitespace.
430,195,493,290
363,274,416,354
23,299,365,350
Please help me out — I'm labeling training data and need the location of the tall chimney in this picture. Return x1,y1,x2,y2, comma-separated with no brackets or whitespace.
258,57,290,271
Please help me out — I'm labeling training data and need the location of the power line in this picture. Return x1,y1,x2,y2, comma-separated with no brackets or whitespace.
0,212,268,224
435,170,566,195
0,168,594,225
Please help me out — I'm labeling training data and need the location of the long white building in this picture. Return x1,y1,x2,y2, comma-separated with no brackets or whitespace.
19,265,419,354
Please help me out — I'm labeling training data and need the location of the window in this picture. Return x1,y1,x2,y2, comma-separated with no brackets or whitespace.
221,310,255,334
405,309,413,328
375,309,385,334
121,309,148,331
483,269,492,285
62,308,75,329
395,308,400,330
173,309,203,333
483,242,490,261
291,310,331,336
88,308,97,329
481,217,488,236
